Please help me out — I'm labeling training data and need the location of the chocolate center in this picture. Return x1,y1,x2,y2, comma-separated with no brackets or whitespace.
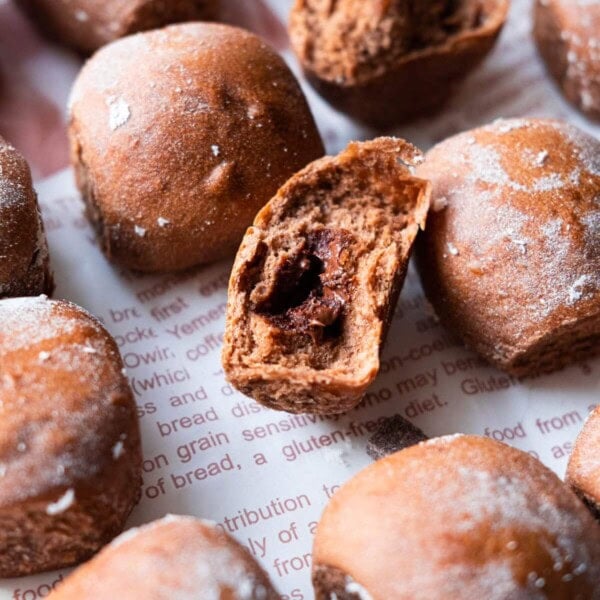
255,228,353,342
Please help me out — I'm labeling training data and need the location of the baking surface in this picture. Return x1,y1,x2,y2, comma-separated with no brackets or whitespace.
0,0,599,598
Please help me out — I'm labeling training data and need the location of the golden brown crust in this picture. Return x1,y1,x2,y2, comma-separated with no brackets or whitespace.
14,0,220,55
0,296,142,577
534,0,600,121
222,137,430,414
68,23,324,273
49,515,279,599
0,137,53,299
289,0,509,127
415,118,600,377
313,435,600,599
567,407,600,520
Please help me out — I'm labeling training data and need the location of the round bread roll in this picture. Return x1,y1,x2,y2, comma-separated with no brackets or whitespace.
534,0,600,121
416,118,600,377
48,515,279,599
289,0,509,127
15,0,219,55
567,406,600,520
312,434,600,599
0,137,53,299
68,23,324,273
0,296,142,577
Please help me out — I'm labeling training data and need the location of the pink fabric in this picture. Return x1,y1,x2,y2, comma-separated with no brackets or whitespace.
0,0,286,179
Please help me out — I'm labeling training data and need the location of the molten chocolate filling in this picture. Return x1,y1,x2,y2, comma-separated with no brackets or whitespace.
255,228,353,342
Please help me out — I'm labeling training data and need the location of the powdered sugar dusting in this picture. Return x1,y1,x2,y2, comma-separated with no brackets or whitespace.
422,433,464,446
101,516,271,599
568,275,591,304
554,2,600,115
0,296,75,351
422,119,600,330
421,438,596,588
0,298,131,504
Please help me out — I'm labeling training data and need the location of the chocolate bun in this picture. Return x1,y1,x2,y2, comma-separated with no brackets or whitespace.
534,0,600,121
0,296,142,577
68,23,324,273
15,0,219,55
416,118,600,377
313,435,600,599
289,0,509,127
567,407,600,520
222,138,430,414
0,137,53,299
48,515,279,599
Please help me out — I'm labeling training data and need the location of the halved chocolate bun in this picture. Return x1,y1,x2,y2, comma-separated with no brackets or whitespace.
223,137,430,414
290,0,509,127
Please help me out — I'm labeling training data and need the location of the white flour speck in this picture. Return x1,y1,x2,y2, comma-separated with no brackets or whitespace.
447,242,460,256
46,489,75,515
432,196,448,212
107,97,131,131
535,150,549,166
345,579,373,600
568,275,590,303
112,441,124,460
